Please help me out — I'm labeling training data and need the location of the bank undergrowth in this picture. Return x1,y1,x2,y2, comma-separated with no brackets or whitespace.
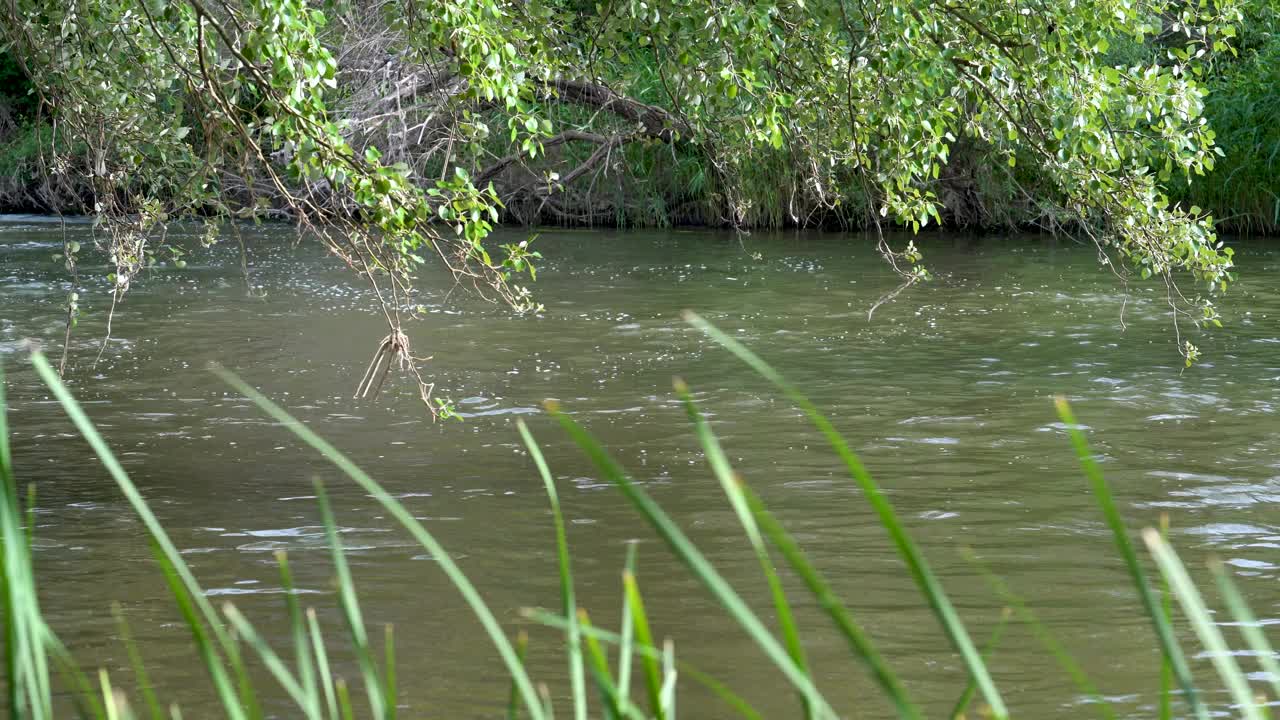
2,22,1278,237
2,315,1277,719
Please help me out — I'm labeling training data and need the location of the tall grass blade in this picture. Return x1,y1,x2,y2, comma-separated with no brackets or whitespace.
578,609,634,720
1143,530,1266,720
307,609,340,720
967,551,1115,720
31,351,249,720
0,580,41,720
0,509,39,718
22,485,35,565
738,484,920,720
507,632,529,720
43,627,109,720
112,604,165,720
622,570,666,720
1159,516,1175,720
224,618,261,720
0,518,15,720
685,311,1006,719
617,541,638,706
221,604,316,715
99,669,120,720
1055,397,1207,720
659,638,677,720
671,659,759,720
2,370,127,720
524,608,763,720
314,481,386,720
676,379,813,719
0,359,10,475
545,401,839,720
1,358,53,720
1,364,53,720
1207,559,1280,700
517,420,586,720
537,683,555,720
147,536,255,720
949,608,1011,720
213,366,546,720
276,552,320,718
335,678,356,720
383,624,396,720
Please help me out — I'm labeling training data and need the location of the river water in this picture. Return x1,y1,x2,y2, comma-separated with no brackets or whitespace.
2,223,1278,718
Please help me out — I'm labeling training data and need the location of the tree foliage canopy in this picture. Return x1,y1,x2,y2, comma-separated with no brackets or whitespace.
0,0,1244,383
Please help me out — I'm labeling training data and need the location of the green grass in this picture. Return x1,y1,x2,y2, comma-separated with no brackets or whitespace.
2,319,1278,719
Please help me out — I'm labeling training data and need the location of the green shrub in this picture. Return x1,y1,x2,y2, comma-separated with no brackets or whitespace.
1192,15,1280,233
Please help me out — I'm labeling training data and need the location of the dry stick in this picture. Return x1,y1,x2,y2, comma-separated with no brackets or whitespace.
348,254,429,407
354,338,392,399
228,222,260,298
92,287,121,370
369,358,393,400
93,217,163,370
31,101,77,377
1074,222,1133,332
857,164,919,321
867,275,920,321
57,213,79,376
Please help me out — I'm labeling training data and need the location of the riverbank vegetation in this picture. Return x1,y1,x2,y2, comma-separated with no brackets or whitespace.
1,3,1276,236
0,0,1260,373
3,317,1278,719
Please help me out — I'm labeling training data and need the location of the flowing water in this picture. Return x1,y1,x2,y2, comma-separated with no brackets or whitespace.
2,222,1279,718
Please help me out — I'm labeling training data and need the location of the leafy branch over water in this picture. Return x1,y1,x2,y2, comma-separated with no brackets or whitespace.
3,316,1277,718
0,0,1248,372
